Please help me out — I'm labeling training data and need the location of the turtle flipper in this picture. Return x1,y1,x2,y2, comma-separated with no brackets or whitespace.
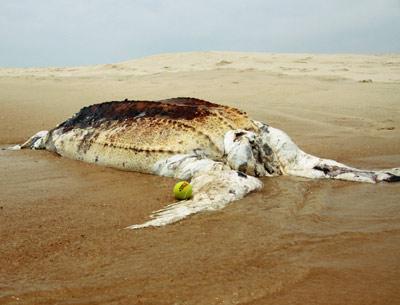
3,130,48,151
126,155,262,229
20,130,49,149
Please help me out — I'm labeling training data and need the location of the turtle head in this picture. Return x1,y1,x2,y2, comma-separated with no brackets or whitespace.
224,128,281,177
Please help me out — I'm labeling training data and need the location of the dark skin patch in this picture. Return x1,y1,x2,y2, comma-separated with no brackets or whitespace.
313,164,355,178
234,131,246,141
238,163,248,173
96,141,180,155
313,164,359,177
237,171,247,178
262,143,273,155
59,97,222,131
313,165,331,175
384,174,400,182
76,131,97,153
264,164,275,175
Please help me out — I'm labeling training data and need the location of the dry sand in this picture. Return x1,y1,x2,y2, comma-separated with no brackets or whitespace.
0,52,399,305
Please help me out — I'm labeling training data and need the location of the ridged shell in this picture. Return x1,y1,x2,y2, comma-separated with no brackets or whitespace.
45,97,258,173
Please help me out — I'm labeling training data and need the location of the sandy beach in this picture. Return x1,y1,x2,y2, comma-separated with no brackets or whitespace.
1,52,400,305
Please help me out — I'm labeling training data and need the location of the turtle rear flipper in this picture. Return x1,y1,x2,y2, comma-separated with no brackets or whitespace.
3,130,48,151
20,130,49,149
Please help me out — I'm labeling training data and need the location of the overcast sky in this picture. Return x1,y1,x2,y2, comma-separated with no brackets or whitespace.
1,0,399,67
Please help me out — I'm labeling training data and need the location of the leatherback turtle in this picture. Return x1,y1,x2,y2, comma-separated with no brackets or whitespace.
16,98,400,228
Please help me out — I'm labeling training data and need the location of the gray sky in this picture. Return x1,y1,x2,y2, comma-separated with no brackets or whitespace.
1,0,399,67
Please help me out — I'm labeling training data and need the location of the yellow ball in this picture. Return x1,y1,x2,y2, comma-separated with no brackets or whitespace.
173,181,192,200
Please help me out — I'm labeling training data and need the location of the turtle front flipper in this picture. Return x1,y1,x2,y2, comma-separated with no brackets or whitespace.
126,154,262,229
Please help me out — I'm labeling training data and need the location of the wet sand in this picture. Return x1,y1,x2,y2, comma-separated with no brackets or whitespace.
1,52,400,305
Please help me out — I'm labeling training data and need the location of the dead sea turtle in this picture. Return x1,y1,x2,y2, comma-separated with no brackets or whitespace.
15,97,400,228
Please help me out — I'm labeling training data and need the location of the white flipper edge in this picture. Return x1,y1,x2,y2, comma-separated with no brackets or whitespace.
126,155,262,229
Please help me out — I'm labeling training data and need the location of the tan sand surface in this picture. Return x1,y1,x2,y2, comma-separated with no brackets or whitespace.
0,52,399,305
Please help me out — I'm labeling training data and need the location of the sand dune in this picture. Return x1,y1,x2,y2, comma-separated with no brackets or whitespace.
1,52,399,305
1,52,400,82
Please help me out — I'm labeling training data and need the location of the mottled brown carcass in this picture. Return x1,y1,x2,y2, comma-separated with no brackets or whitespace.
17,97,400,228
